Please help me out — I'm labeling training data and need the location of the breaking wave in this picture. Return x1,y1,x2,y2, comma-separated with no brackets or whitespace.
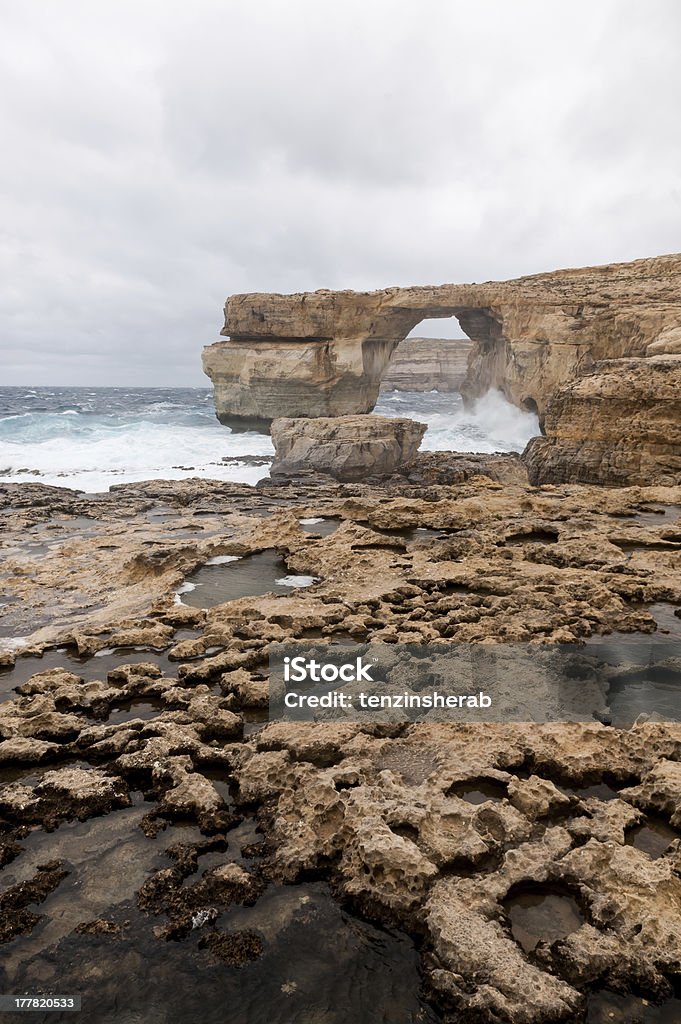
374,388,539,453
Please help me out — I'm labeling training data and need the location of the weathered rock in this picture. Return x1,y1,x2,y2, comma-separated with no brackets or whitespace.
524,356,681,486
0,737,60,764
270,415,427,482
507,774,573,820
203,253,681,425
620,758,681,826
158,772,225,823
342,816,439,914
558,839,681,986
0,766,134,824
2,476,681,656
402,451,528,486
0,783,41,819
3,475,681,1017
379,336,473,392
426,883,581,1022
567,798,641,845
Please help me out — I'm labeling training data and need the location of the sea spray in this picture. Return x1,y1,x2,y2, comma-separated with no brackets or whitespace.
375,388,539,454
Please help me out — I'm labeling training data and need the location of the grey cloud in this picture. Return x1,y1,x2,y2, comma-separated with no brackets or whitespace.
0,0,679,385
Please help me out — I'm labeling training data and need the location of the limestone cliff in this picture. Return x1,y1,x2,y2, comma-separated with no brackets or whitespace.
523,356,681,487
203,253,681,427
379,337,473,392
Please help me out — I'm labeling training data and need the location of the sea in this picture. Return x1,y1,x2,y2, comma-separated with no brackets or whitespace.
0,386,540,493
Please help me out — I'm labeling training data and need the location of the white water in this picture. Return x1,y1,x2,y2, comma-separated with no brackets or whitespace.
0,388,274,492
275,575,319,587
376,389,539,454
0,429,272,492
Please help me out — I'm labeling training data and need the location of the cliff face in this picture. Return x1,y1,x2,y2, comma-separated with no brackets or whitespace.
523,356,681,487
379,337,473,392
202,253,681,427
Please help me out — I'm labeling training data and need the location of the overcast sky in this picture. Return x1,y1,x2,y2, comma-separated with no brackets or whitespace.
1,0,679,386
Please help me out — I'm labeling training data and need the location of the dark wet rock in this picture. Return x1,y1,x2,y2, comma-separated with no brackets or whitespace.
0,766,132,825
0,859,68,944
199,928,264,965
0,736,60,765
138,846,263,942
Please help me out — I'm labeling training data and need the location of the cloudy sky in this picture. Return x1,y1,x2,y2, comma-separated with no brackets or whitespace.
1,0,679,386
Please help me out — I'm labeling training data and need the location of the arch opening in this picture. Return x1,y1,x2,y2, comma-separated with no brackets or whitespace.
379,316,472,396
374,312,541,456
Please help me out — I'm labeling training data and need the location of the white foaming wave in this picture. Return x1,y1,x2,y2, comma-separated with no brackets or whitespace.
0,418,274,492
376,389,539,454
146,401,187,412
466,390,539,447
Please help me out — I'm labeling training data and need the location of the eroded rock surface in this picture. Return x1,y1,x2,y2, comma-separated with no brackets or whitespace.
2,474,681,1021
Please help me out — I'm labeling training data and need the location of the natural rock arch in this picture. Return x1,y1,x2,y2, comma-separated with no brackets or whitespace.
202,254,681,430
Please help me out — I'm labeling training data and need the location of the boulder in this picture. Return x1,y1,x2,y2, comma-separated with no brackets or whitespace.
270,415,427,482
524,356,681,486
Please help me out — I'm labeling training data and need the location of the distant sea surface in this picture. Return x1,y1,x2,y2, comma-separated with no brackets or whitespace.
0,387,539,493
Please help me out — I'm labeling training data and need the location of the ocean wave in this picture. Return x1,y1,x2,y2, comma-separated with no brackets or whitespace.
0,414,274,491
0,385,539,493
374,388,539,454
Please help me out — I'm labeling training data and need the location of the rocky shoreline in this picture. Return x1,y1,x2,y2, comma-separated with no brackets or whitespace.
1,465,681,1022
203,254,681,491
